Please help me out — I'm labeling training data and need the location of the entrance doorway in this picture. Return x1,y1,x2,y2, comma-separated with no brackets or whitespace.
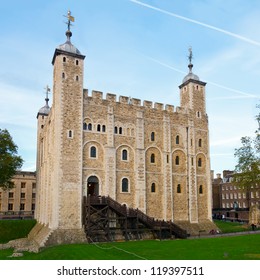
87,176,99,196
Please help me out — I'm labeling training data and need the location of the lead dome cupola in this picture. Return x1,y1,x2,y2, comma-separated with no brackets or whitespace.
182,47,200,83
37,86,51,118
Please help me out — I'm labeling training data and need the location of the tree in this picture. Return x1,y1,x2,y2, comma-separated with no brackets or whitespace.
234,105,260,207
0,128,23,190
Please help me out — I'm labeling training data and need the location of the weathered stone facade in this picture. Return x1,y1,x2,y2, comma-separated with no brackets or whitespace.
32,22,214,246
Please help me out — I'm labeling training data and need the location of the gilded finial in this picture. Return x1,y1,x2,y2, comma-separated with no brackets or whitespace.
64,10,75,31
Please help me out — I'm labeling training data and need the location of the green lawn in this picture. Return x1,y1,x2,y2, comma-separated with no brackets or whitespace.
1,235,260,260
214,220,252,233
0,219,260,260
0,219,36,243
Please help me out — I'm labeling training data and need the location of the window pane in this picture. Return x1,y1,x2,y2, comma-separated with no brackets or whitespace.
122,178,129,192
90,146,96,158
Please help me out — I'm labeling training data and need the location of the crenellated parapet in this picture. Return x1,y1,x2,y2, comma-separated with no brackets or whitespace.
83,89,184,113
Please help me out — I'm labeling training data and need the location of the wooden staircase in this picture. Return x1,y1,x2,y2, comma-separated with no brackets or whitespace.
83,196,188,242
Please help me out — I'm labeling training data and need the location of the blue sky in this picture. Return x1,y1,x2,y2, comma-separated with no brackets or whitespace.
0,0,260,176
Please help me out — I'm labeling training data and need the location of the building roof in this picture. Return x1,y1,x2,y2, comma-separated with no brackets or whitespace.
57,30,81,55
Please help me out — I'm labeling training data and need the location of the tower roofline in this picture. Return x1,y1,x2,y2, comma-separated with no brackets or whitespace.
179,79,206,89
52,48,85,65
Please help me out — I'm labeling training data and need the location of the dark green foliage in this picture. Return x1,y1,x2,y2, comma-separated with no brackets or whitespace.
0,128,23,190
234,105,260,193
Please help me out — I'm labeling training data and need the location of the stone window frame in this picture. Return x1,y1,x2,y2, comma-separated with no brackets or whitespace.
176,135,180,145
20,193,26,199
198,139,202,147
199,185,203,194
198,157,202,167
8,192,14,199
175,155,180,165
122,149,128,161
151,132,155,141
150,153,155,164
121,177,130,193
67,130,74,139
151,183,156,193
90,145,97,159
177,184,181,193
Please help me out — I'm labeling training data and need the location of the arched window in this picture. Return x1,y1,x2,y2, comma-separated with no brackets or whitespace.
151,183,156,193
114,127,118,134
75,75,79,81
97,124,101,132
199,185,203,194
122,149,128,161
151,132,155,141
198,157,202,167
83,123,87,130
151,153,155,163
119,127,123,134
198,139,202,147
75,59,79,65
102,125,106,132
176,135,180,144
62,72,65,79
90,146,97,158
88,123,92,131
63,57,66,62
177,184,181,193
122,178,129,192
175,155,180,165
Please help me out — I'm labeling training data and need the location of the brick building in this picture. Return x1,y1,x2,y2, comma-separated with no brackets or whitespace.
0,171,36,219
30,12,215,247
212,170,260,222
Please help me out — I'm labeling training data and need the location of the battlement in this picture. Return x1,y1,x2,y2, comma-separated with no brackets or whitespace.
83,89,180,113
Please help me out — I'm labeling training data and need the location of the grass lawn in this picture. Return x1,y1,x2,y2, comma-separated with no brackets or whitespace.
0,219,259,260
0,219,36,243
0,235,260,260
214,220,253,233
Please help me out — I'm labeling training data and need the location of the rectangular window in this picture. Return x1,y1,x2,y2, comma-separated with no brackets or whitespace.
21,193,26,199
8,203,13,211
32,193,36,199
8,192,14,198
20,203,25,211
21,182,26,188
32,183,36,189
